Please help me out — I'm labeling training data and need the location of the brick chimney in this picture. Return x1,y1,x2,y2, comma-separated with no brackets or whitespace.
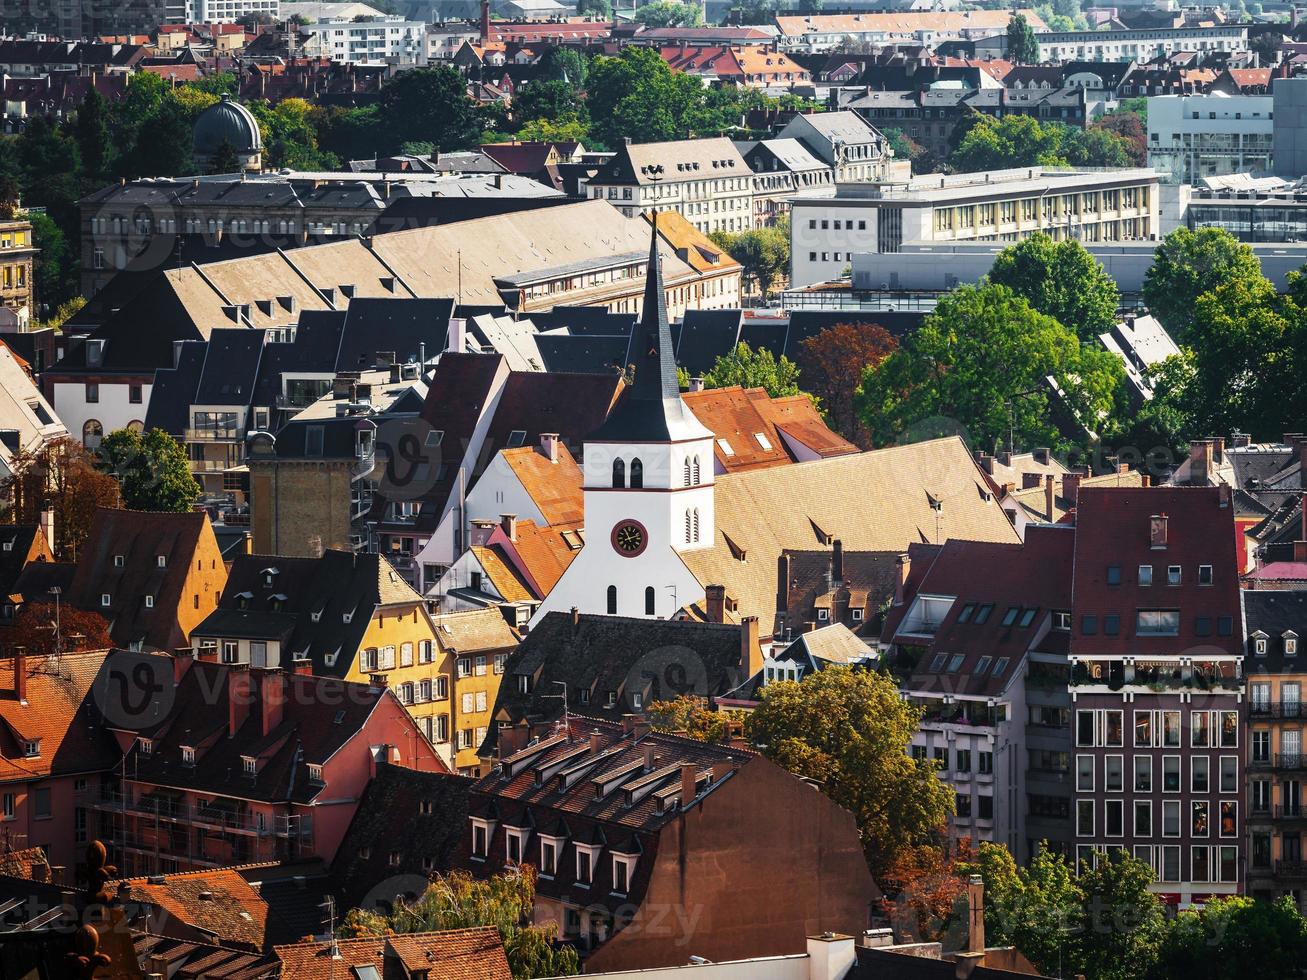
1063,472,1082,507
1045,474,1056,522
1022,472,1043,489
539,432,559,463
967,874,985,953
680,763,698,808
705,584,726,624
832,539,844,584
259,670,287,737
893,553,911,605
39,505,54,554
12,647,26,704
173,648,194,683
500,514,517,542
480,0,490,42
228,666,253,737
776,554,791,614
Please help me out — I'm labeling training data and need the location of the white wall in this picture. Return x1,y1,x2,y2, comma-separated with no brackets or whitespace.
52,380,150,448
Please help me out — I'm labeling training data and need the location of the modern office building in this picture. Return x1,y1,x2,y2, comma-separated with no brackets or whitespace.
1148,94,1274,184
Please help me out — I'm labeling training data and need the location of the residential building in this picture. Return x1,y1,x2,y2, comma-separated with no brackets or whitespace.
1244,589,1307,908
66,508,228,653
275,929,511,980
431,609,517,774
791,167,1160,288
584,138,756,234
658,45,810,88
773,11,1048,53
883,527,1075,862
776,110,905,184
0,521,54,629
743,138,834,227
1147,94,1274,184
1069,486,1244,905
975,24,1249,62
0,340,66,479
0,650,119,880
717,622,879,710
298,16,429,67
91,650,445,876
191,0,280,21
0,216,36,328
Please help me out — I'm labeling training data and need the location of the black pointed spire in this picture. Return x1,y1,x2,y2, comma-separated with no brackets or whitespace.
588,213,707,443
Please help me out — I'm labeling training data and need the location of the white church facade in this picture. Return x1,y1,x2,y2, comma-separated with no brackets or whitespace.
532,222,717,624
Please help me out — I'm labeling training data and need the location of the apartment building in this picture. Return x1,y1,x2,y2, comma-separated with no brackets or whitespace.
1245,589,1307,908
299,16,429,67
976,24,1249,62
1148,94,1274,184
0,216,36,328
584,138,755,235
790,167,1160,288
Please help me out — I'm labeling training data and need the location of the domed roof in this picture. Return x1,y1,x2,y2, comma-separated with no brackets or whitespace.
193,93,262,157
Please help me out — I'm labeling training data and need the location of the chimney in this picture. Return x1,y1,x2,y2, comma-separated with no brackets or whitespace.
741,615,761,675
1212,436,1225,465
12,647,26,704
500,514,517,542
893,553,911,606
259,670,287,737
1021,472,1043,489
228,667,253,737
689,376,705,392
292,658,313,676
955,952,985,980
705,584,726,624
680,763,698,807
1232,431,1251,449
173,648,194,683
623,714,652,739
1063,473,1082,507
38,505,54,554
806,933,857,980
967,875,985,953
570,606,580,628
832,538,844,584
589,731,603,753
1150,514,1168,549
1189,438,1212,485
1045,474,1056,522
480,0,491,42
539,432,560,462
776,554,791,613
1033,447,1050,465
975,452,994,475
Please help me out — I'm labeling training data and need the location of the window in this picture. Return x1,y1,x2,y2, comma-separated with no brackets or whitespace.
22,740,39,758
955,748,971,773
1137,610,1180,635
1219,756,1237,794
1138,564,1153,586
1192,800,1209,836
33,788,50,819
540,839,557,876
1001,606,1019,626
472,822,488,858
1105,755,1123,793
1106,799,1124,836
1106,565,1122,585
978,751,993,774
1076,799,1094,837
1164,755,1181,792
1077,755,1094,791
85,383,99,404
242,756,257,776
1167,565,1181,585
1135,755,1152,792
1192,756,1209,793
1220,800,1237,837
1135,801,1152,837
612,458,625,488
606,585,617,615
1199,565,1213,585
144,595,154,608
100,593,111,607
630,458,643,488
1163,800,1180,837
973,604,993,624
613,856,632,893
956,793,972,818
576,849,593,884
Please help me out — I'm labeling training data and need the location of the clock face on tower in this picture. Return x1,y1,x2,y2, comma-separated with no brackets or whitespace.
611,519,648,557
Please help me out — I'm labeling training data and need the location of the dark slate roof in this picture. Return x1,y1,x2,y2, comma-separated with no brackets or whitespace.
10,561,75,603
0,525,42,598
144,342,206,435
366,195,573,236
482,371,620,461
674,308,742,376
535,333,629,375
528,306,637,336
330,763,472,909
191,551,422,677
195,329,267,405
252,310,347,407
51,280,203,375
586,221,693,443
484,612,753,754
741,319,788,359
262,418,363,461
783,310,921,351
850,946,1054,980
334,298,454,373
1244,589,1307,674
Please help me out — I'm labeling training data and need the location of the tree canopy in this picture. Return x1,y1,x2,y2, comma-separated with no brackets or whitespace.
702,341,804,398
795,322,898,448
743,665,953,875
1143,226,1265,343
988,233,1120,341
948,113,1136,173
1006,14,1040,64
0,437,121,560
709,226,789,298
97,428,200,513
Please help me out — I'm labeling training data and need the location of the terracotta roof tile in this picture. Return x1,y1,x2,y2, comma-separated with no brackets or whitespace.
504,519,580,597
470,546,534,604
274,928,509,980
500,443,583,525
0,650,118,783
120,869,269,950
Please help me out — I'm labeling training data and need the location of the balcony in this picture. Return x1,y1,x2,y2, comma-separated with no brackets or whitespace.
1276,860,1307,879
1070,658,1242,693
1275,754,1307,772
1275,805,1307,821
1250,702,1305,720
917,702,1002,729
185,428,243,444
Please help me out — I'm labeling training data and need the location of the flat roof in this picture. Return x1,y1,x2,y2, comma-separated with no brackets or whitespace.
791,167,1159,207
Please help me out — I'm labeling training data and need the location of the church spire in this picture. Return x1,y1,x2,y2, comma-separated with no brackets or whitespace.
587,213,709,443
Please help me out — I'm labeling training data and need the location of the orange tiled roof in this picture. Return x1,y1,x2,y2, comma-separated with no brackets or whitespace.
470,546,534,604
752,391,859,459
506,519,580,597
274,928,510,980
120,868,270,950
500,443,583,526
0,650,115,784
0,846,51,880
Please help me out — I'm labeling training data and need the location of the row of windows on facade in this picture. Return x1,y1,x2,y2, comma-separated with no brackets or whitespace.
411,713,484,749
469,819,637,894
606,585,658,619
611,456,706,489
83,381,143,403
1075,752,1239,796
911,744,994,774
1076,797,1238,840
1077,708,1241,749
1079,843,1239,885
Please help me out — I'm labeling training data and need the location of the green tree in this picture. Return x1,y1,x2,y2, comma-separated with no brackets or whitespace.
633,0,704,25
988,233,1120,340
537,47,590,87
586,47,704,147
339,867,579,980
576,0,611,18
855,283,1124,453
962,844,1082,973
702,341,803,398
1150,895,1307,980
26,210,76,314
1007,13,1040,63
75,88,111,184
518,117,591,144
1076,852,1167,980
1143,227,1265,342
949,114,1066,172
97,428,201,513
376,65,484,153
1061,124,1132,167
512,79,587,133
710,226,788,298
647,695,740,742
249,97,338,170
745,666,952,875
206,137,241,175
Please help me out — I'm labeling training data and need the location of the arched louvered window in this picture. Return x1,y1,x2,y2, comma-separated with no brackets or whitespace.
685,509,692,543
606,585,617,615
693,508,700,543
630,458,643,488
692,456,701,484
683,458,692,486
612,458,625,488
645,587,655,616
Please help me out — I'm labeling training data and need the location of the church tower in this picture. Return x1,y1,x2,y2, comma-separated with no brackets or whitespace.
531,217,715,622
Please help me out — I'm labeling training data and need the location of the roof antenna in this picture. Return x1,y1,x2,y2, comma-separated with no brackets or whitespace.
542,680,570,739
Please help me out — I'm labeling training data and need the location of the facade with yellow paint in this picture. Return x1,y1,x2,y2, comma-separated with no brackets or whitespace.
0,218,37,327
191,550,517,775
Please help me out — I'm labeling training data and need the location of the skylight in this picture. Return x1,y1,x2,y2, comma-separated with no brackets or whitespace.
754,432,773,451
717,438,735,457
1001,607,1019,627
973,604,993,625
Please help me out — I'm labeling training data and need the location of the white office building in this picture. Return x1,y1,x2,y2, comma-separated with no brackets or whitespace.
189,0,278,21
1148,94,1274,184
790,166,1160,288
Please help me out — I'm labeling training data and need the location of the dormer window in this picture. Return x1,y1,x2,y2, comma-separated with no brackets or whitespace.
1287,632,1299,657
181,746,195,766
113,555,124,568
506,828,526,865
101,594,112,607
22,740,40,758
1253,632,1269,656
138,738,153,755
471,818,493,859
612,855,635,894
308,764,324,784
242,756,258,776
145,595,154,608
156,555,167,568
539,837,559,876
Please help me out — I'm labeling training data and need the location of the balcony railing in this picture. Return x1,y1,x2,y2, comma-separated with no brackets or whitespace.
185,428,243,443
92,788,305,838
1275,754,1307,771
1276,805,1307,820
1071,660,1242,692
1250,701,1305,720
1276,860,1307,878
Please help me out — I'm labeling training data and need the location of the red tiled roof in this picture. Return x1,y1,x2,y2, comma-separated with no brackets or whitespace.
120,869,270,950
274,928,510,980
501,443,583,526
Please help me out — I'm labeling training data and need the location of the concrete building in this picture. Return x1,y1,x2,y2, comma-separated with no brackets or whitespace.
190,0,279,21
975,24,1249,63
791,167,1160,288
1148,94,1274,184
299,16,429,67
1273,76,1307,180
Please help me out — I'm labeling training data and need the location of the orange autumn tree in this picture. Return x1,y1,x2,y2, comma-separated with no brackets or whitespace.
877,838,974,944
6,602,113,655
796,322,898,449
1,437,121,560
